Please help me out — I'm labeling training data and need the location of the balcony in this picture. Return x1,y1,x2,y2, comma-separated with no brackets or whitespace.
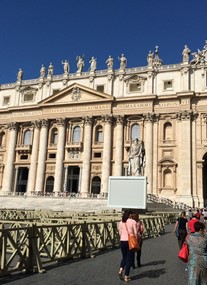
15,144,32,154
65,142,83,151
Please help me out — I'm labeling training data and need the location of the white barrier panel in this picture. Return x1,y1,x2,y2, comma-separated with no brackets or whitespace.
108,176,147,209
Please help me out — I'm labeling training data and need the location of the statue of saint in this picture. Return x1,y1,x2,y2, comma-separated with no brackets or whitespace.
147,50,154,66
106,55,114,70
128,139,145,176
48,63,53,76
40,64,46,78
182,45,191,63
89,57,97,72
62,60,70,74
17,68,23,81
118,54,127,70
76,55,84,73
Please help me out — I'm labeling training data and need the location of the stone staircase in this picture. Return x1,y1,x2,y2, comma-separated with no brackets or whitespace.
0,196,180,213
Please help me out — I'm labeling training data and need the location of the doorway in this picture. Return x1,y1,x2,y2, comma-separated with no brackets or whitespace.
67,166,80,193
16,167,28,193
91,176,101,195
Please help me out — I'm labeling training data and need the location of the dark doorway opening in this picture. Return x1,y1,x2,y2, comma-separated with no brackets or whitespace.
67,166,80,193
46,176,54,193
16,167,28,193
91,176,101,195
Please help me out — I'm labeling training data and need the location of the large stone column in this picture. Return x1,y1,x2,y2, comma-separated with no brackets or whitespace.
2,122,18,193
35,119,48,192
176,111,193,205
54,118,66,194
114,116,124,176
101,115,112,195
27,120,41,195
144,113,154,194
80,116,93,196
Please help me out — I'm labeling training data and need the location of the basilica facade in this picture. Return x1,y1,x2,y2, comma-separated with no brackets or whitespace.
1,42,207,208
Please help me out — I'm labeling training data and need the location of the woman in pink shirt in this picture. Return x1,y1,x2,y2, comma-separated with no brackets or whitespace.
118,209,138,282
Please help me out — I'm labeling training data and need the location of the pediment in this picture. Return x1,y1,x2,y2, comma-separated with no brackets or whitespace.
39,83,113,105
124,74,147,86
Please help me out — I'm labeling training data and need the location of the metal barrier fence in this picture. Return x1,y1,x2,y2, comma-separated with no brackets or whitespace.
0,211,177,276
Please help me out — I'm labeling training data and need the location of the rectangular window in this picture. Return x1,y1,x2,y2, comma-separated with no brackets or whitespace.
52,89,60,95
3,96,10,105
96,85,104,92
24,93,34,102
49,153,56,159
129,83,142,92
94,152,102,158
20,155,28,160
164,81,173,91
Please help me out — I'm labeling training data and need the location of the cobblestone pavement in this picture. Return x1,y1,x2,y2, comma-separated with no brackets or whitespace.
0,224,188,285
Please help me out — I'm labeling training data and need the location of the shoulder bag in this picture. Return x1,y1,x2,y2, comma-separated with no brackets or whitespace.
125,223,140,251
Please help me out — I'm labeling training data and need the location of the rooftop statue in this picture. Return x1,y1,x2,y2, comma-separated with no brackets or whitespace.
118,54,127,70
62,60,70,74
89,56,97,72
182,45,191,63
76,55,84,73
191,40,207,65
48,63,54,76
106,55,114,70
17,68,23,81
128,139,145,176
147,50,154,67
40,64,46,78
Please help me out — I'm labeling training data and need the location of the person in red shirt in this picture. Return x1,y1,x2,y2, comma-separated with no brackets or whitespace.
188,214,198,233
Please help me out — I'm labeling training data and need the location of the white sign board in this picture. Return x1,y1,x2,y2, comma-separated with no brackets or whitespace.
108,176,147,209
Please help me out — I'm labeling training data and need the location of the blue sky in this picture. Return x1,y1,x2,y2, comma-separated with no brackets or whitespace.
0,0,207,83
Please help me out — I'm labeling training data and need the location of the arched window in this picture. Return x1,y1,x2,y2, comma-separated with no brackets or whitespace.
45,176,54,193
51,128,58,144
0,132,5,147
164,122,172,141
91,176,101,194
95,126,103,143
163,169,172,188
131,124,140,141
73,126,81,142
23,130,32,145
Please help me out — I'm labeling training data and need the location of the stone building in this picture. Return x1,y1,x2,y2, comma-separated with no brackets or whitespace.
0,42,207,208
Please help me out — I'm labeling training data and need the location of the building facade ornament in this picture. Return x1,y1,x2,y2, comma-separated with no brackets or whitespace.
89,57,97,72
8,122,17,130
176,110,193,120
72,87,81,101
106,55,114,71
182,45,191,64
118,54,127,71
84,116,93,125
76,55,84,73
101,114,113,124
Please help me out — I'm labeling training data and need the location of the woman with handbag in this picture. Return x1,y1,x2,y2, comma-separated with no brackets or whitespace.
118,209,138,282
173,211,188,249
186,222,207,285
131,213,144,268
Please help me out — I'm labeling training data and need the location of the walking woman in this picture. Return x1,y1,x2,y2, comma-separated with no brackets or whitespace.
187,222,207,285
131,213,144,267
174,211,188,249
118,209,138,282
